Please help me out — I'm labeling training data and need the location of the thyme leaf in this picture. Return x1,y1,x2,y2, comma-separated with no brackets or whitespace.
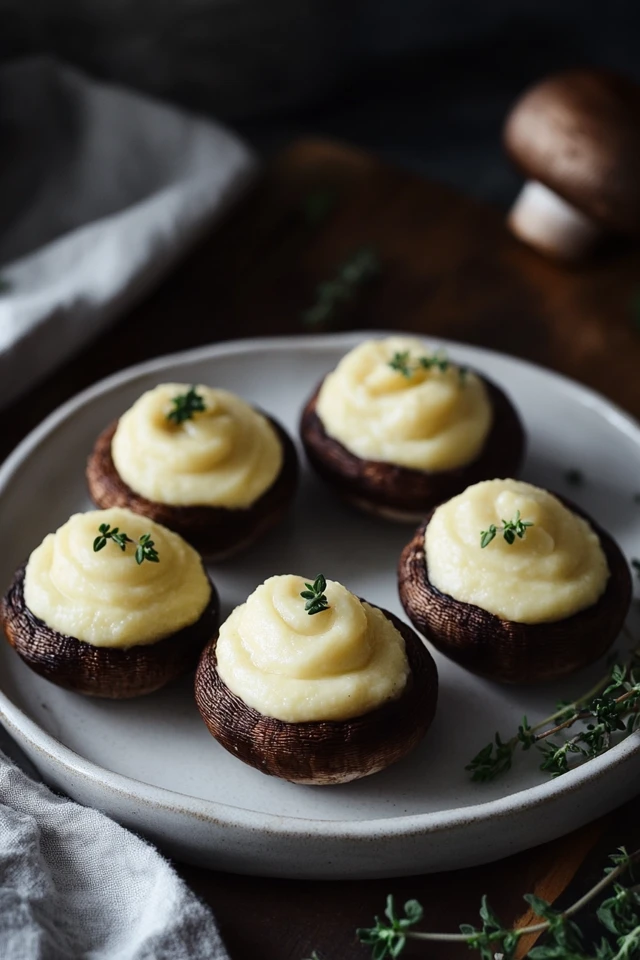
167,386,206,425
93,524,159,564
480,511,534,549
302,247,379,327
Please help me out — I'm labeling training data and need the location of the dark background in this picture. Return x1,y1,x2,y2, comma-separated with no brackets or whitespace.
1,0,639,207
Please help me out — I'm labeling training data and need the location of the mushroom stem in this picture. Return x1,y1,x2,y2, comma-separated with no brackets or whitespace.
507,180,602,261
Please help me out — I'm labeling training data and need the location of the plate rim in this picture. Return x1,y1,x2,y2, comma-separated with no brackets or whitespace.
1,329,639,841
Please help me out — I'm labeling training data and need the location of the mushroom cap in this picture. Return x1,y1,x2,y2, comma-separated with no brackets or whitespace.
86,413,298,561
398,505,632,684
299,373,525,523
504,69,640,233
1,561,220,698
195,603,438,785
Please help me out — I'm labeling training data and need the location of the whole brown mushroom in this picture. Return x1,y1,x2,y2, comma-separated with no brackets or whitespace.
504,69,640,261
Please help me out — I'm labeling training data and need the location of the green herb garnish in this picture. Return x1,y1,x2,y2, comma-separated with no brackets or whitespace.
480,511,533,548
93,524,132,552
388,349,465,383
466,643,640,782
353,846,640,959
135,533,159,565
166,386,206,425
419,353,449,373
302,247,379,327
300,574,329,616
93,524,159,564
388,351,412,377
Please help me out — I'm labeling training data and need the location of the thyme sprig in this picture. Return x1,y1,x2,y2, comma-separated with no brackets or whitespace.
301,247,379,327
135,533,159,565
166,386,206,425
388,350,467,384
480,510,534,548
467,643,640,782
300,574,329,616
387,350,413,377
93,524,132,553
353,847,640,959
93,524,159,564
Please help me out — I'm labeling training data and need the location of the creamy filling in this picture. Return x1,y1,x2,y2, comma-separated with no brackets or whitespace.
24,508,211,647
216,575,409,722
425,479,610,623
315,337,493,471
111,384,283,508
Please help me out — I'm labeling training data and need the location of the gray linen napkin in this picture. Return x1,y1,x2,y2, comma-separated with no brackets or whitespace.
0,734,229,959
0,56,257,409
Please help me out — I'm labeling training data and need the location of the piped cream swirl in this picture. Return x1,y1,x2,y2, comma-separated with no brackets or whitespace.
24,508,211,647
216,575,409,722
425,479,610,623
111,384,283,508
315,337,492,470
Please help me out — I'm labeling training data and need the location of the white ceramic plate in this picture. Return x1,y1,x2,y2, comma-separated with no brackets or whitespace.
0,332,639,879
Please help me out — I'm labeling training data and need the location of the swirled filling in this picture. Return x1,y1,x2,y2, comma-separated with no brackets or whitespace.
216,575,409,722
425,479,610,623
24,508,211,647
111,384,283,508
315,337,492,470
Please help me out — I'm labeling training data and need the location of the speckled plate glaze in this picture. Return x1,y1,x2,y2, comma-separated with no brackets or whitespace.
0,332,639,879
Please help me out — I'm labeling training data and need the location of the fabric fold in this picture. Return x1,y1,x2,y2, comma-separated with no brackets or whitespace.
0,57,257,408
0,745,229,960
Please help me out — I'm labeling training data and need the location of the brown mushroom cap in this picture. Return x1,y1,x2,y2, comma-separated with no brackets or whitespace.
299,374,525,523
504,69,640,234
398,506,632,685
195,603,438,785
86,414,298,561
1,562,220,698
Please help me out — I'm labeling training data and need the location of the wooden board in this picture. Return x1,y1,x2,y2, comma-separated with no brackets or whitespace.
2,138,640,958
2,137,639,467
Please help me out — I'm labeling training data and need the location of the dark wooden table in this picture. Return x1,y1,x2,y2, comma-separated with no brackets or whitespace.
2,139,640,959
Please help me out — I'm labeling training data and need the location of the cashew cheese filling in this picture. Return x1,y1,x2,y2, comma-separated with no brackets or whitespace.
215,575,410,722
24,508,211,647
315,337,493,471
111,384,283,508
425,479,610,623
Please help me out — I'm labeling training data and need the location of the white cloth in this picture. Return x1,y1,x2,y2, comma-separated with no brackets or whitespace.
0,57,257,408
0,738,229,959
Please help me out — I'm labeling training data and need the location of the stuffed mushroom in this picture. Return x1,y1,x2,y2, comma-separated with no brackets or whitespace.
300,338,525,522
195,573,438,784
87,384,298,560
1,507,219,698
398,479,632,684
